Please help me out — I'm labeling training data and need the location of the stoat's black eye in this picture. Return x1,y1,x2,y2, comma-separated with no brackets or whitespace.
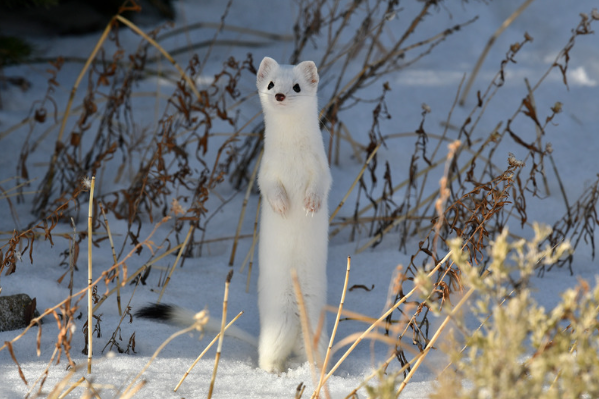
293,83,301,93
267,81,274,90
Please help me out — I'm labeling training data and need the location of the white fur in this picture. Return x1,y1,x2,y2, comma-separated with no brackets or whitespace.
137,304,259,347
168,306,258,347
256,57,332,373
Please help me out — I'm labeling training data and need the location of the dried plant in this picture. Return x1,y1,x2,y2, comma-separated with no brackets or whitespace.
0,1,597,398
428,226,598,399
326,10,599,382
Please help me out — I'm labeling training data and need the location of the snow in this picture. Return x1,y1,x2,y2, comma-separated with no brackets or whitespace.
1,0,598,398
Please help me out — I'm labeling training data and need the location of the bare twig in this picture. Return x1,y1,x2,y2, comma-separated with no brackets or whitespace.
524,77,550,195
36,21,112,212
243,197,261,294
87,176,95,374
459,0,536,105
312,256,351,399
320,250,453,388
121,317,206,397
67,218,76,327
230,150,262,266
1,218,170,355
355,158,475,253
207,270,234,399
99,203,122,316
157,224,194,303
57,376,84,399
174,311,244,392
395,277,480,396
115,15,201,101
156,21,294,43
330,143,381,223
292,269,319,390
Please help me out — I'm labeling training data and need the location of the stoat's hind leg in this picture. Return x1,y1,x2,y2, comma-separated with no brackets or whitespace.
291,313,328,366
258,300,300,373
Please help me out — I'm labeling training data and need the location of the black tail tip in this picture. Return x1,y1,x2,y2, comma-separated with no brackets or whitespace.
135,303,174,320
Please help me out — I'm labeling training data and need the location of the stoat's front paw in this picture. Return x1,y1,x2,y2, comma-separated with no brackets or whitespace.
304,192,322,215
268,190,290,216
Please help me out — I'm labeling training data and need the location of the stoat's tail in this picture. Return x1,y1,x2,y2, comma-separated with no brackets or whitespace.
135,303,258,347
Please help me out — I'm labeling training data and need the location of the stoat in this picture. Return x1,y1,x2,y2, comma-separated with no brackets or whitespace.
135,57,332,374
256,56,332,373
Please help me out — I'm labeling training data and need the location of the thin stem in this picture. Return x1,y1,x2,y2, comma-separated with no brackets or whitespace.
87,176,95,374
57,376,84,399
174,311,244,392
99,203,122,316
207,270,233,399
157,224,194,303
321,250,453,388
115,15,201,101
121,324,198,397
395,278,480,396
292,269,319,390
230,150,263,266
459,0,536,105
329,143,381,223
313,256,351,399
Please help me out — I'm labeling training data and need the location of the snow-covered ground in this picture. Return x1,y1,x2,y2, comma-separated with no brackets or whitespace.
1,0,598,398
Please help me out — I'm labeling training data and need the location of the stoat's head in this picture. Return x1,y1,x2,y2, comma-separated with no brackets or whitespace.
256,57,319,114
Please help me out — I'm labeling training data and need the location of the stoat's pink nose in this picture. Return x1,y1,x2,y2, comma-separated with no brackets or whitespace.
275,93,286,102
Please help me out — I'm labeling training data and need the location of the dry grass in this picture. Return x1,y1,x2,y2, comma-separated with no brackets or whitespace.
0,1,598,398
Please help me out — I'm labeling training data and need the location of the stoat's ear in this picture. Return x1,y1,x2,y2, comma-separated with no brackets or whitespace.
296,61,319,87
257,57,278,86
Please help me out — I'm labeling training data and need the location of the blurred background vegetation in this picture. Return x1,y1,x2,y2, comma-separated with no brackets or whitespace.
0,0,173,65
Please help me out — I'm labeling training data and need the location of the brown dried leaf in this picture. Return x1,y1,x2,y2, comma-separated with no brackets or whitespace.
5,341,28,385
348,284,375,292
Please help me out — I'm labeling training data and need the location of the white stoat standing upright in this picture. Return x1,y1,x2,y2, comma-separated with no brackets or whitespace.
256,56,332,373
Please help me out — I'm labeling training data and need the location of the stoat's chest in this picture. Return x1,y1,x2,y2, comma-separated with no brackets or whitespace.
265,145,318,190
